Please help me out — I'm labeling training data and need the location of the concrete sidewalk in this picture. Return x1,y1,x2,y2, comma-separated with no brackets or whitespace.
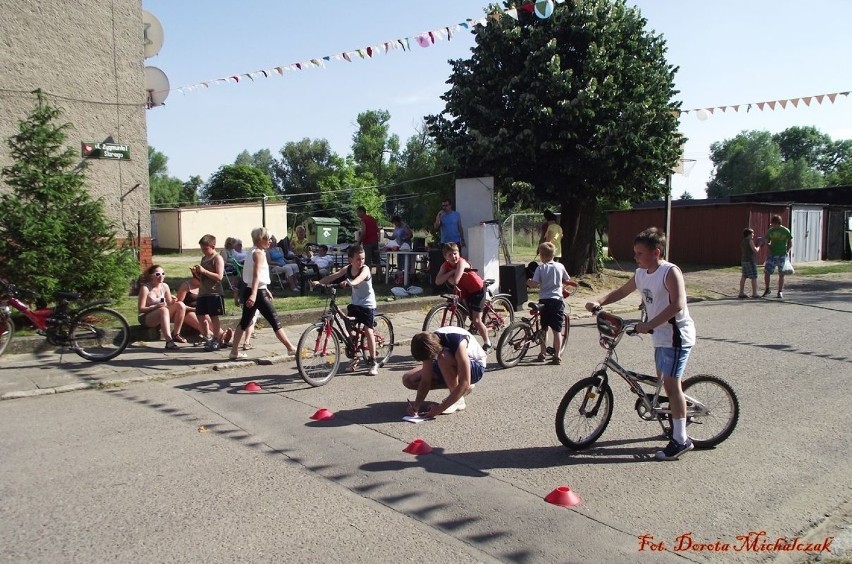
0,292,642,401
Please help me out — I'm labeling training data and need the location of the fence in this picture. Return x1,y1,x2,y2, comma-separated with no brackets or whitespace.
501,213,556,260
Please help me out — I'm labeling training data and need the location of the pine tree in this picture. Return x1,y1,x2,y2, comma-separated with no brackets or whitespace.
0,90,138,303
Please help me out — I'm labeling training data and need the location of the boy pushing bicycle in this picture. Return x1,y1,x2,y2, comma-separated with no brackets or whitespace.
585,227,696,461
312,244,380,375
526,242,571,365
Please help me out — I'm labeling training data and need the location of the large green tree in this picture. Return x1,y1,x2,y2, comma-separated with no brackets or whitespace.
0,91,137,302
706,126,852,196
426,0,681,274
202,164,274,204
351,109,400,212
274,138,340,221
148,146,185,207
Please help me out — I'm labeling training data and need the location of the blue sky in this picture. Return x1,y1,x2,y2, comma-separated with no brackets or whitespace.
143,0,852,199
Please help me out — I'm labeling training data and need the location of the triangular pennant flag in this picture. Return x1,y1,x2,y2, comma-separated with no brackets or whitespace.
706,107,715,114
356,49,365,59
815,95,824,104
295,63,302,70
790,98,799,107
505,8,519,19
841,91,850,97
756,102,765,110
428,31,436,43
231,75,240,83
322,56,330,62
802,97,812,106
732,105,739,112
828,93,837,103
519,2,535,13
718,106,727,113
767,101,776,110
779,99,787,109
366,47,373,57
343,52,352,62
383,42,390,53
447,26,453,40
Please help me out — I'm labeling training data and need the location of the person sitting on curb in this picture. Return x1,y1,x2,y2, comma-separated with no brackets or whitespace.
402,326,487,417
137,265,188,349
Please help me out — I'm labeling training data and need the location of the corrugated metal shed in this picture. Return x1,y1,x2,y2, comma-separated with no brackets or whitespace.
607,202,790,266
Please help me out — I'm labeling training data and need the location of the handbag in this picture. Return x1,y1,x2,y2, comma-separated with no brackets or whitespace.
781,256,795,275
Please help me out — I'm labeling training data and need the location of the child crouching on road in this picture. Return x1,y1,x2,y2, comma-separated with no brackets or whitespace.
403,326,487,417
526,242,571,365
311,244,380,375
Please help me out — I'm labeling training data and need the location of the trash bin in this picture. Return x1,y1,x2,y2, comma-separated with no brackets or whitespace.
304,217,340,245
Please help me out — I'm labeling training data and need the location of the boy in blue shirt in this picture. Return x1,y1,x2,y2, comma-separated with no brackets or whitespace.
526,242,571,365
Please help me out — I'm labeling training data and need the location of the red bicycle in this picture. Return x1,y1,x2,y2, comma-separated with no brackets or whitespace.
0,279,130,361
421,272,515,340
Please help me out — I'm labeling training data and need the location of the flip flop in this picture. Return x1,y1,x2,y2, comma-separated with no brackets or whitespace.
242,342,254,350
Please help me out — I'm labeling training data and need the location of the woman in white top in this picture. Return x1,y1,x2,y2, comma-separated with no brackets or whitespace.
137,264,188,349
228,226,297,360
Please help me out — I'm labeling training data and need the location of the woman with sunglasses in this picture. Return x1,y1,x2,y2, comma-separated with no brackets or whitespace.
137,264,188,349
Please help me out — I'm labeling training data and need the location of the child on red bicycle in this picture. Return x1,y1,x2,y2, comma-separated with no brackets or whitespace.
434,243,492,351
526,242,571,365
312,244,380,375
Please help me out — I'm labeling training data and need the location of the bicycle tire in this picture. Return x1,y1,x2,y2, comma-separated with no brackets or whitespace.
70,307,130,362
496,320,532,368
0,312,14,357
485,296,515,339
422,303,464,333
555,373,614,450
296,322,341,387
363,314,395,367
681,374,739,449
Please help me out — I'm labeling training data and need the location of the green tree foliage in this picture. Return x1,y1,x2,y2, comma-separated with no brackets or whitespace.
351,109,400,195
202,164,274,204
274,138,339,217
149,146,185,207
426,0,681,274
235,148,277,190
0,91,137,302
181,175,202,206
706,126,852,196
393,121,455,231
678,191,694,200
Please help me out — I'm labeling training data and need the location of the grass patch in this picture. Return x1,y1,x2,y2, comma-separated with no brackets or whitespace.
793,262,852,276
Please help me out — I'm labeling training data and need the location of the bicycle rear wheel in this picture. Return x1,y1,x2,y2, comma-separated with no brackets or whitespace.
496,321,532,368
682,374,739,449
71,307,129,362
555,373,614,450
364,314,395,367
422,303,464,333
485,296,515,339
296,322,341,387
0,312,14,357
557,313,570,355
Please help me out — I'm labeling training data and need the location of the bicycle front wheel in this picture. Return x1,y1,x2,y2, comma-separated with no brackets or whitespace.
555,373,614,450
485,296,515,339
422,303,464,333
557,313,570,355
296,323,341,387
0,312,14,357
365,314,395,367
682,374,739,449
71,307,130,362
496,321,532,368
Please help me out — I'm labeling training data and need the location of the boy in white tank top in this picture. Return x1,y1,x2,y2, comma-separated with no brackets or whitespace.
586,227,696,461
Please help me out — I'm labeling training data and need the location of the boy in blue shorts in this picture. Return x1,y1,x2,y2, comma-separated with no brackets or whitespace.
527,242,571,365
403,326,487,417
586,227,696,461
312,244,379,375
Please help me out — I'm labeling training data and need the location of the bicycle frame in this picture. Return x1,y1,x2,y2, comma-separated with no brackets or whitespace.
438,285,511,329
587,315,709,433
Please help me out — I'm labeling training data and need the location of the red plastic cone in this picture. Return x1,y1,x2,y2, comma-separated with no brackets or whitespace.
243,381,262,392
403,438,432,455
544,486,582,507
310,408,334,421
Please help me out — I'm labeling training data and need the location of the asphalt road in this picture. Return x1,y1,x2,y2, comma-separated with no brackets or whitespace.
1,290,851,563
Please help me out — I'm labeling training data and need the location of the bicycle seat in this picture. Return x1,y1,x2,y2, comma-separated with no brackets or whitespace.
527,302,544,312
483,278,495,287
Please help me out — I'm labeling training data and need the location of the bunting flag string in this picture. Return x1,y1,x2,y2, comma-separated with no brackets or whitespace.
166,1,567,98
681,91,851,121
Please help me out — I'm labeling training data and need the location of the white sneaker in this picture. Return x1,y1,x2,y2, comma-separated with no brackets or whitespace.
442,397,466,414
368,362,379,376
